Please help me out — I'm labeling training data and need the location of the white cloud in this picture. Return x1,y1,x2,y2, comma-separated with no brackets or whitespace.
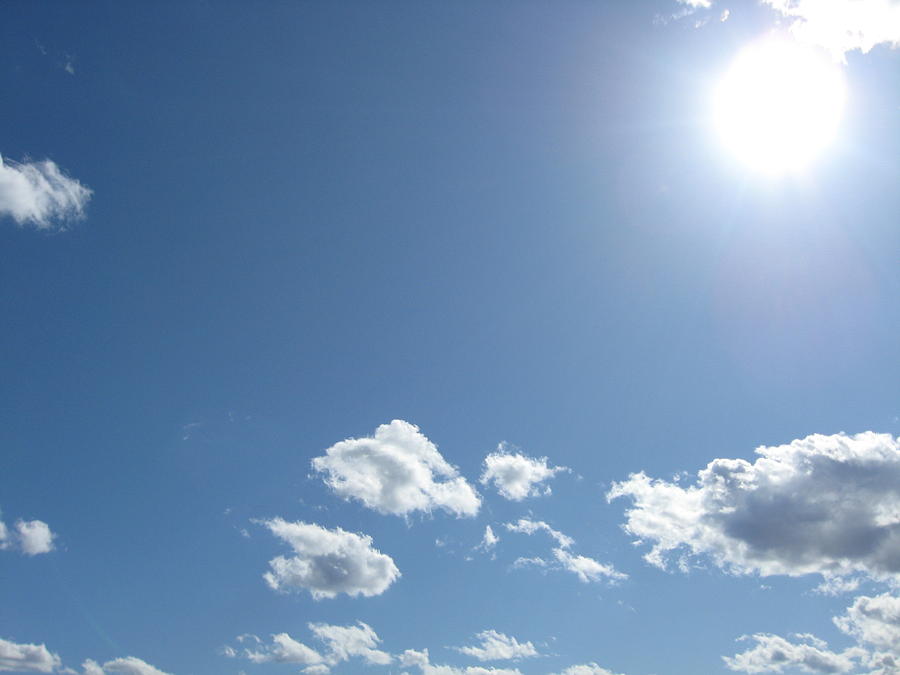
608,432,900,584
678,0,712,7
0,637,61,673
504,519,626,585
0,155,92,231
553,549,627,584
723,633,863,673
454,630,538,662
15,520,56,556
312,420,481,518
401,648,523,675
82,660,105,675
228,622,389,671
549,666,626,675
480,447,567,501
477,526,499,554
762,0,900,59
834,593,900,654
0,520,8,550
260,518,400,599
239,633,324,666
505,518,573,549
96,657,173,675
309,622,392,666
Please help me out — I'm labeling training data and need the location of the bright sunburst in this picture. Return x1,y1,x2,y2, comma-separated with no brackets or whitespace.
713,38,847,174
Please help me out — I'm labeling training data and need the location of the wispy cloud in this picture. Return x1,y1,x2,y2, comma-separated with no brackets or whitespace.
0,154,92,231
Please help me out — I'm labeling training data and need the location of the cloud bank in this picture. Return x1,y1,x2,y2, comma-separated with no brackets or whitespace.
312,420,481,518
480,447,567,501
0,511,56,556
260,518,400,599
0,155,92,231
608,432,900,585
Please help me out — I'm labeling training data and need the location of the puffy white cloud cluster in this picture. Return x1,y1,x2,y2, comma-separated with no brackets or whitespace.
723,633,864,674
454,630,538,662
725,592,900,674
82,657,173,675
608,433,900,585
0,511,56,556
505,518,626,584
229,621,391,673
260,518,400,599
0,155,92,231
312,420,481,518
834,593,900,653
549,666,627,675
762,0,900,60
0,637,61,673
398,649,523,675
480,447,567,501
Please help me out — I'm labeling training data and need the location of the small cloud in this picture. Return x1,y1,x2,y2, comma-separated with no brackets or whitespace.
0,154,92,231
15,519,56,555
480,446,568,501
454,630,539,662
258,518,400,599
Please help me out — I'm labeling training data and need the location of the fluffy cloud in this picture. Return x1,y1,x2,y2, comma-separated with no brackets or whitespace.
762,0,900,59
0,512,56,556
260,518,400,599
454,630,538,662
16,520,56,556
0,637,61,673
309,622,392,666
0,155,92,231
723,633,863,674
400,649,523,675
505,519,626,584
312,420,480,518
834,593,900,654
239,633,324,666
227,622,389,672
553,549,627,584
549,666,626,675
93,657,173,675
608,432,900,584
480,447,567,501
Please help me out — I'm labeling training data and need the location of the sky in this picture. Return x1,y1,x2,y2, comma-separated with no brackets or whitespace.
1,1,900,674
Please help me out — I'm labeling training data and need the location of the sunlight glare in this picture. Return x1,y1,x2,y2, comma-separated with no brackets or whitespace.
713,39,846,174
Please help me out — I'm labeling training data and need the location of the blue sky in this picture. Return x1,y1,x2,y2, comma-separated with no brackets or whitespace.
1,1,900,674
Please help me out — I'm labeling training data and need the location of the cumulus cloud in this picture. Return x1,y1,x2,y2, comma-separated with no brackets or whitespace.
480,447,567,501
762,0,900,59
227,622,389,672
260,518,400,599
0,511,56,556
0,155,92,231
834,593,900,654
93,657,174,675
238,633,324,666
454,630,538,662
608,432,900,585
549,666,626,675
723,633,864,674
504,518,626,584
309,622,392,666
0,637,61,673
400,648,523,675
15,520,56,556
312,420,481,518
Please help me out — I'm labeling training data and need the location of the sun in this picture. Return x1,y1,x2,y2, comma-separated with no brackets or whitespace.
713,38,846,174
